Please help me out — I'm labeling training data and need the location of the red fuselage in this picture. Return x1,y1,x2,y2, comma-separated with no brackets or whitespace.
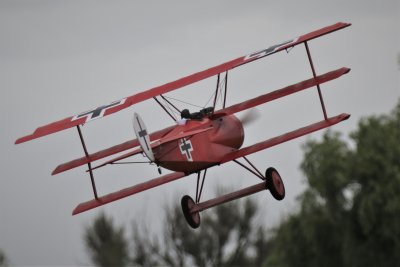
154,114,244,173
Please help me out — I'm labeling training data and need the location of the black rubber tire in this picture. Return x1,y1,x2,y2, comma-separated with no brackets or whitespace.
181,195,201,229
266,167,285,201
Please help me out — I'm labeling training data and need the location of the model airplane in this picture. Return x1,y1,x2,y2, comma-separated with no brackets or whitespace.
16,22,351,228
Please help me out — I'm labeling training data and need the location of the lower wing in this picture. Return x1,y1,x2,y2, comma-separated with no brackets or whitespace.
72,171,187,215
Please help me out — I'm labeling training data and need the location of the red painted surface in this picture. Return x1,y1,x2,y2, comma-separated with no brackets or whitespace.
13,22,352,216
52,125,175,175
15,22,350,144
53,67,350,175
73,171,186,215
72,112,349,214
67,65,350,214
221,113,350,163
155,115,244,173
215,67,350,117
89,125,216,171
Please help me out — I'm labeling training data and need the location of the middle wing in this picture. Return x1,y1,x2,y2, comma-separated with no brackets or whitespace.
213,67,350,116
52,125,175,175
16,22,350,144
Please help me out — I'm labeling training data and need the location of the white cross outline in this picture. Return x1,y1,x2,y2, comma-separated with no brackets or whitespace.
243,37,299,61
179,138,194,162
71,98,127,123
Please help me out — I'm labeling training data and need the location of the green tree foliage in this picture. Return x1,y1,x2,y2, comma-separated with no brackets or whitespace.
84,196,271,267
84,100,400,266
267,100,400,267
132,197,271,267
0,250,9,267
397,52,400,69
84,213,129,267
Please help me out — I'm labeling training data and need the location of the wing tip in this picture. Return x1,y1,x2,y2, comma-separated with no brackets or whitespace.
15,135,33,144
72,207,80,216
341,113,351,121
338,21,352,27
72,205,85,216
72,205,86,216
72,200,102,216
51,168,61,176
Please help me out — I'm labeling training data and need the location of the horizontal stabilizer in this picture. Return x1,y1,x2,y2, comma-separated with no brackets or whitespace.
72,171,187,215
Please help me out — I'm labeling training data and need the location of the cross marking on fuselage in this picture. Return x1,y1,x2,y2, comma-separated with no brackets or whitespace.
180,138,193,161
72,98,126,123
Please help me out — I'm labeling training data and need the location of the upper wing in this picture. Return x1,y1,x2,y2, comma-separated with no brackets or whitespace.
15,22,350,144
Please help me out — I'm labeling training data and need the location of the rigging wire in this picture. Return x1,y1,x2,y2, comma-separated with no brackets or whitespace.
162,74,227,112
203,90,216,108
203,76,226,108
163,95,204,109
153,97,176,121
161,97,179,119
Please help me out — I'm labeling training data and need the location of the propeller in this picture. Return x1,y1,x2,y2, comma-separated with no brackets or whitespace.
238,108,261,126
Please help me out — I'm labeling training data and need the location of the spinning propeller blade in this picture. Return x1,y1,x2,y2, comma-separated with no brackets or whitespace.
239,109,261,126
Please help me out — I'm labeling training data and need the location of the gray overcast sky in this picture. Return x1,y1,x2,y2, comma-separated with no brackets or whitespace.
1,0,399,265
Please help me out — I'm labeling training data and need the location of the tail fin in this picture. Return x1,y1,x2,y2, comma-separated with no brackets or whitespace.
133,112,155,162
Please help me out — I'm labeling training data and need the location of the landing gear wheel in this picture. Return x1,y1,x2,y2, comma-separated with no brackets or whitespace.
266,167,285,201
181,195,201,229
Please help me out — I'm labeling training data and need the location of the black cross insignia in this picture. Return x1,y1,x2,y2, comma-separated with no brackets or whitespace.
244,38,296,61
138,129,147,138
135,116,150,151
72,98,126,122
180,138,193,161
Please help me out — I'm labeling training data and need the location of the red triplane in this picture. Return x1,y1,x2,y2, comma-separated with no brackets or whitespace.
16,22,351,228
